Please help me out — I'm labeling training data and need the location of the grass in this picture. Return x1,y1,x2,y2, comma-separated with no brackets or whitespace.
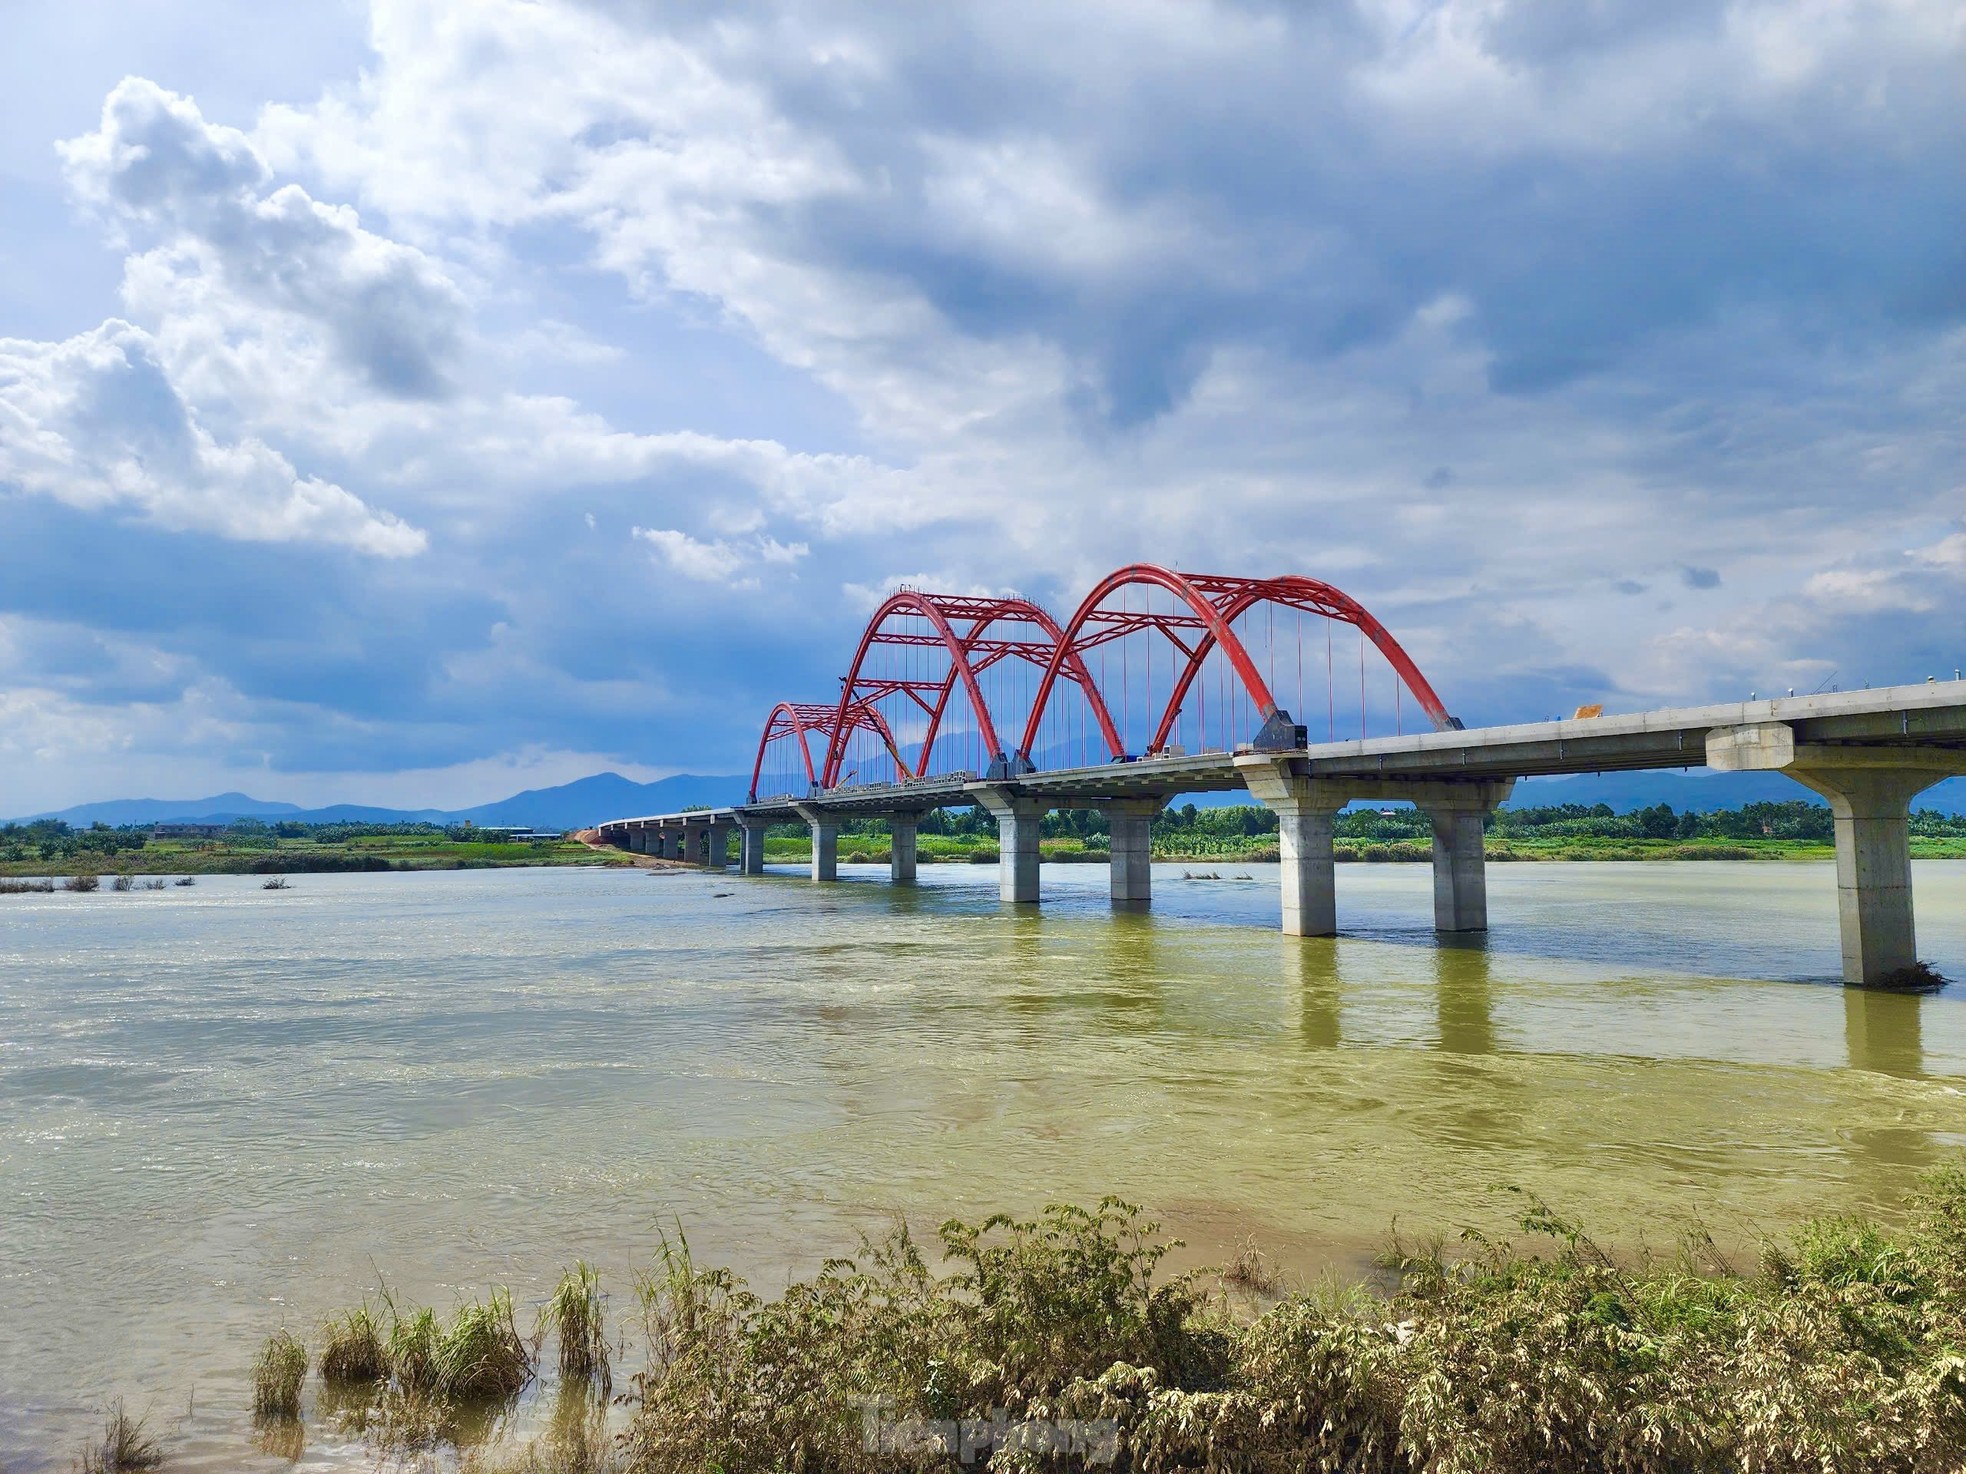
435,1289,533,1400
318,1302,387,1386
74,1400,163,1473
291,1164,1966,1474
251,1329,307,1419
540,1262,610,1389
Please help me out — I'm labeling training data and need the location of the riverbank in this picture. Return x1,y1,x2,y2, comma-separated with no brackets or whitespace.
0,831,634,878
199,1169,1966,1474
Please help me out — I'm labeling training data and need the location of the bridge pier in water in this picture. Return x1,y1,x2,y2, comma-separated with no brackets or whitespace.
737,816,768,875
973,787,1044,904
793,805,839,881
1104,799,1161,909
1239,758,1513,937
1711,723,1963,986
888,816,919,883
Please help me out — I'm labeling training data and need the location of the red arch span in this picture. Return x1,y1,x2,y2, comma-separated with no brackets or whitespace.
1017,565,1455,761
748,700,903,802
822,591,1121,787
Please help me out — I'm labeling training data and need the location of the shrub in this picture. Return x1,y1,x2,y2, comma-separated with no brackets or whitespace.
65,873,101,893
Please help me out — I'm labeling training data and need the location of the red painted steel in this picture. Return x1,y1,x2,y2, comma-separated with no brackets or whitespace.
753,565,1453,793
1017,566,1452,760
749,699,902,801
821,591,1120,786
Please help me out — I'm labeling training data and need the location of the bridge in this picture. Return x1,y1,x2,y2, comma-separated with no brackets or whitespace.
597,564,1966,988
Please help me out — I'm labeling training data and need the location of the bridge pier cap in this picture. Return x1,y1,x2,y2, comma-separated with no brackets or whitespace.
1709,722,1962,988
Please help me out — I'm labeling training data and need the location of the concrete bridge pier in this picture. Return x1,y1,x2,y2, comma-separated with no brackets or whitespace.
681,819,708,866
888,816,919,883
792,805,839,881
1420,780,1514,933
736,817,769,875
1711,723,1964,986
704,820,733,870
1104,799,1162,909
627,829,648,854
657,827,682,861
1236,758,1348,936
973,787,1045,904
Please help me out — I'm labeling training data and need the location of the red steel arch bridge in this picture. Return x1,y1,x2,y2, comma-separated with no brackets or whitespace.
596,563,1966,989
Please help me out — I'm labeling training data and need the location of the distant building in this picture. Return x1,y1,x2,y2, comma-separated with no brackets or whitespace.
151,822,229,839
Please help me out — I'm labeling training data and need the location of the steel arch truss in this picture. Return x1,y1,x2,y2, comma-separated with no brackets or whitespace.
749,700,902,802
1017,565,1456,761
822,591,1121,786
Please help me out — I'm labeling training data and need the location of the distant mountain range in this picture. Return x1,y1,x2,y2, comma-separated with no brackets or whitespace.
10,772,752,831
11,768,1964,830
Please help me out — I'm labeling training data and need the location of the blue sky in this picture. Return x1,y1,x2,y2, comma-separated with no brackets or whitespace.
0,0,1960,813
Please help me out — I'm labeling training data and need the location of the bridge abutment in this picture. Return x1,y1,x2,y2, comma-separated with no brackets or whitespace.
1104,799,1161,909
972,787,1045,904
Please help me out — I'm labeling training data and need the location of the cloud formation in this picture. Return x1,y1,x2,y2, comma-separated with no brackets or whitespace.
0,0,1959,812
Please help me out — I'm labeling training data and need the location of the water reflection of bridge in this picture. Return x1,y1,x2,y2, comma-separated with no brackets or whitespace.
599,565,1966,988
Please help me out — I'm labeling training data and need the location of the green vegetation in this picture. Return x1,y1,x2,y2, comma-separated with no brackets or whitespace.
10,799,1962,881
763,799,1966,864
319,1302,388,1386
0,818,630,878
75,1399,163,1473
541,1261,611,1389
250,1330,307,1419
238,1168,1966,1473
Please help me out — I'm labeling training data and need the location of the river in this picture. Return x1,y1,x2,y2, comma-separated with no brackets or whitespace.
2,859,1962,1468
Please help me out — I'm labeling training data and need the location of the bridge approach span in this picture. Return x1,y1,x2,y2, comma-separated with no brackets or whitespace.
597,680,1966,987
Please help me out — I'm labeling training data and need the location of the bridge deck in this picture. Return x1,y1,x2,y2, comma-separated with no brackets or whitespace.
601,681,1966,829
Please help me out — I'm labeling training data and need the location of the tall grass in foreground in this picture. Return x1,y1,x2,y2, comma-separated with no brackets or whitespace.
539,1262,610,1390
284,1169,1966,1473
250,1329,306,1418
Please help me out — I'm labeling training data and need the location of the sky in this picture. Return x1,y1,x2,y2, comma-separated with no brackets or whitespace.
0,0,1960,814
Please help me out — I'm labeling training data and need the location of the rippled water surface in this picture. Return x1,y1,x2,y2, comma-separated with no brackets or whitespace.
3,860,1964,1468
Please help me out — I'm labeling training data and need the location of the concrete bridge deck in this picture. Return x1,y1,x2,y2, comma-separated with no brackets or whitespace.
598,681,1966,987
